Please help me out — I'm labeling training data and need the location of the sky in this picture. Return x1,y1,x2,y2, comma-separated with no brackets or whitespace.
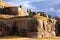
4,0,60,17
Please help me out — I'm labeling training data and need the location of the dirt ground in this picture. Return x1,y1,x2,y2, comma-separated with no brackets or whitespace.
0,36,60,40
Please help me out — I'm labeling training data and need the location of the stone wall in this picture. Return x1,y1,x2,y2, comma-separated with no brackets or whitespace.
29,15,57,38
0,16,58,38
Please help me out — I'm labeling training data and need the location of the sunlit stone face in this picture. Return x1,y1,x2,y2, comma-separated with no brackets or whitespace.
18,7,29,16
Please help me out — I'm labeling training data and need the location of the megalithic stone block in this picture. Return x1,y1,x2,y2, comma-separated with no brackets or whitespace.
28,32,43,38
15,18,39,37
42,31,56,37
0,21,11,37
37,19,44,32
15,18,31,37
43,20,48,31
0,18,17,36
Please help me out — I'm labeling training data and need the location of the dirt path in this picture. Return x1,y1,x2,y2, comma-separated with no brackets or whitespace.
0,36,60,40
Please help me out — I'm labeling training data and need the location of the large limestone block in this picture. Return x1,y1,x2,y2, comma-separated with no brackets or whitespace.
37,32,43,38
43,19,55,32
43,20,48,31
42,31,56,37
51,18,57,25
37,19,44,32
29,32,42,38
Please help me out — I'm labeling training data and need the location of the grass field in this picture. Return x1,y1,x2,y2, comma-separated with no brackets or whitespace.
0,36,60,40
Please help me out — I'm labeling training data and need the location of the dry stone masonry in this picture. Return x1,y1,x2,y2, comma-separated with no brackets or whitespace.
29,15,57,38
0,0,59,38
